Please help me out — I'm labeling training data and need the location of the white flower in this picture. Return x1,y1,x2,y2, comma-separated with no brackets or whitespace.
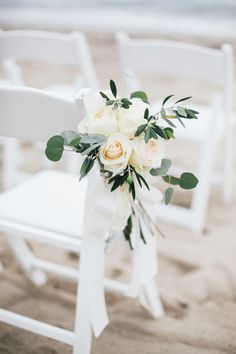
129,137,164,171
118,98,150,138
77,89,118,135
99,133,132,174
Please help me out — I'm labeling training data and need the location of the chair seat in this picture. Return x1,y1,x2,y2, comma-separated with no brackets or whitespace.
0,170,87,239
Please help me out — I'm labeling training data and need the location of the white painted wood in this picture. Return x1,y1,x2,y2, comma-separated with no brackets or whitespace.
0,86,80,142
0,309,75,345
117,32,234,233
0,29,98,187
0,86,164,353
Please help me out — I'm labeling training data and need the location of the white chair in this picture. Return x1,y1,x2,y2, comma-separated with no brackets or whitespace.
116,32,234,233
0,29,99,189
0,86,164,354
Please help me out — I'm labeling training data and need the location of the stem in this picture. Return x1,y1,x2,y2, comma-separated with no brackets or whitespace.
136,199,166,238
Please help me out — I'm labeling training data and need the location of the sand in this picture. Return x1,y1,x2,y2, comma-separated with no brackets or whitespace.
0,29,236,354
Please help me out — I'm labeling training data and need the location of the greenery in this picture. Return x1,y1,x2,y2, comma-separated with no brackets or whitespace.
45,79,200,248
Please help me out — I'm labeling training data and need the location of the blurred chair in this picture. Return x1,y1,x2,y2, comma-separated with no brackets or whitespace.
0,86,163,354
116,31,234,233
0,29,99,188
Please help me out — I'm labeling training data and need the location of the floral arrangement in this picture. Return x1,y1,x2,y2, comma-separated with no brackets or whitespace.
45,80,199,248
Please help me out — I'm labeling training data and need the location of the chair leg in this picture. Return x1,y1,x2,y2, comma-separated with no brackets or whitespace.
191,130,218,234
73,238,93,354
7,236,47,286
222,128,233,203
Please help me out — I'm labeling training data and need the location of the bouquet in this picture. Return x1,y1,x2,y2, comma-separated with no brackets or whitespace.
45,80,199,248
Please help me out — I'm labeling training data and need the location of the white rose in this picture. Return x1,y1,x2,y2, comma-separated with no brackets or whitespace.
118,98,150,138
99,133,132,174
129,137,164,171
77,89,118,135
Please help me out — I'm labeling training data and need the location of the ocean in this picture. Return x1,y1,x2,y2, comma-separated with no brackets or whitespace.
0,0,236,20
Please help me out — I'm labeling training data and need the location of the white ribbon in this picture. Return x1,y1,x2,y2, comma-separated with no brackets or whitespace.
80,172,164,338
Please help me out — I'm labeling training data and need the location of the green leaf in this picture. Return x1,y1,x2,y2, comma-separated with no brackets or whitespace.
153,125,167,139
61,130,78,145
136,172,150,190
165,187,174,205
149,127,159,140
80,157,94,180
100,91,109,101
45,135,64,161
110,79,117,98
129,182,136,200
106,99,115,106
162,94,174,106
176,116,185,128
144,108,149,119
139,221,146,244
162,175,180,185
130,91,149,104
123,215,133,250
80,134,107,144
81,142,101,155
177,106,187,117
135,124,147,137
188,109,199,114
164,127,175,139
163,117,177,128
185,109,198,119
179,172,198,189
144,127,152,143
175,96,192,104
69,137,81,147
150,158,172,176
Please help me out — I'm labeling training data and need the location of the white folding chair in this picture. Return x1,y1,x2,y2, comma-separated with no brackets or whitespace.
116,31,234,233
0,86,164,354
0,29,99,189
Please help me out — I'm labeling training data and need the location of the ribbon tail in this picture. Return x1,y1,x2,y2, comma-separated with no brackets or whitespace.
127,213,165,318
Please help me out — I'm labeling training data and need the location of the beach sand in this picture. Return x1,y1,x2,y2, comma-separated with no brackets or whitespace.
0,30,236,354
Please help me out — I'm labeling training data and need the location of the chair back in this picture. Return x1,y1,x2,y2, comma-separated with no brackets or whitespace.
0,30,98,89
0,85,82,142
116,31,233,120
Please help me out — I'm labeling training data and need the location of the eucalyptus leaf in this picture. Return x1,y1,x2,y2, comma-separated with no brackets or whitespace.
162,175,180,185
150,158,172,176
130,91,149,104
45,135,64,161
80,134,107,144
61,130,78,145
179,172,198,189
165,187,174,205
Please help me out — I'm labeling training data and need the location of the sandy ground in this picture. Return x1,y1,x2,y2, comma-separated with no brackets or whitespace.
0,29,236,354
